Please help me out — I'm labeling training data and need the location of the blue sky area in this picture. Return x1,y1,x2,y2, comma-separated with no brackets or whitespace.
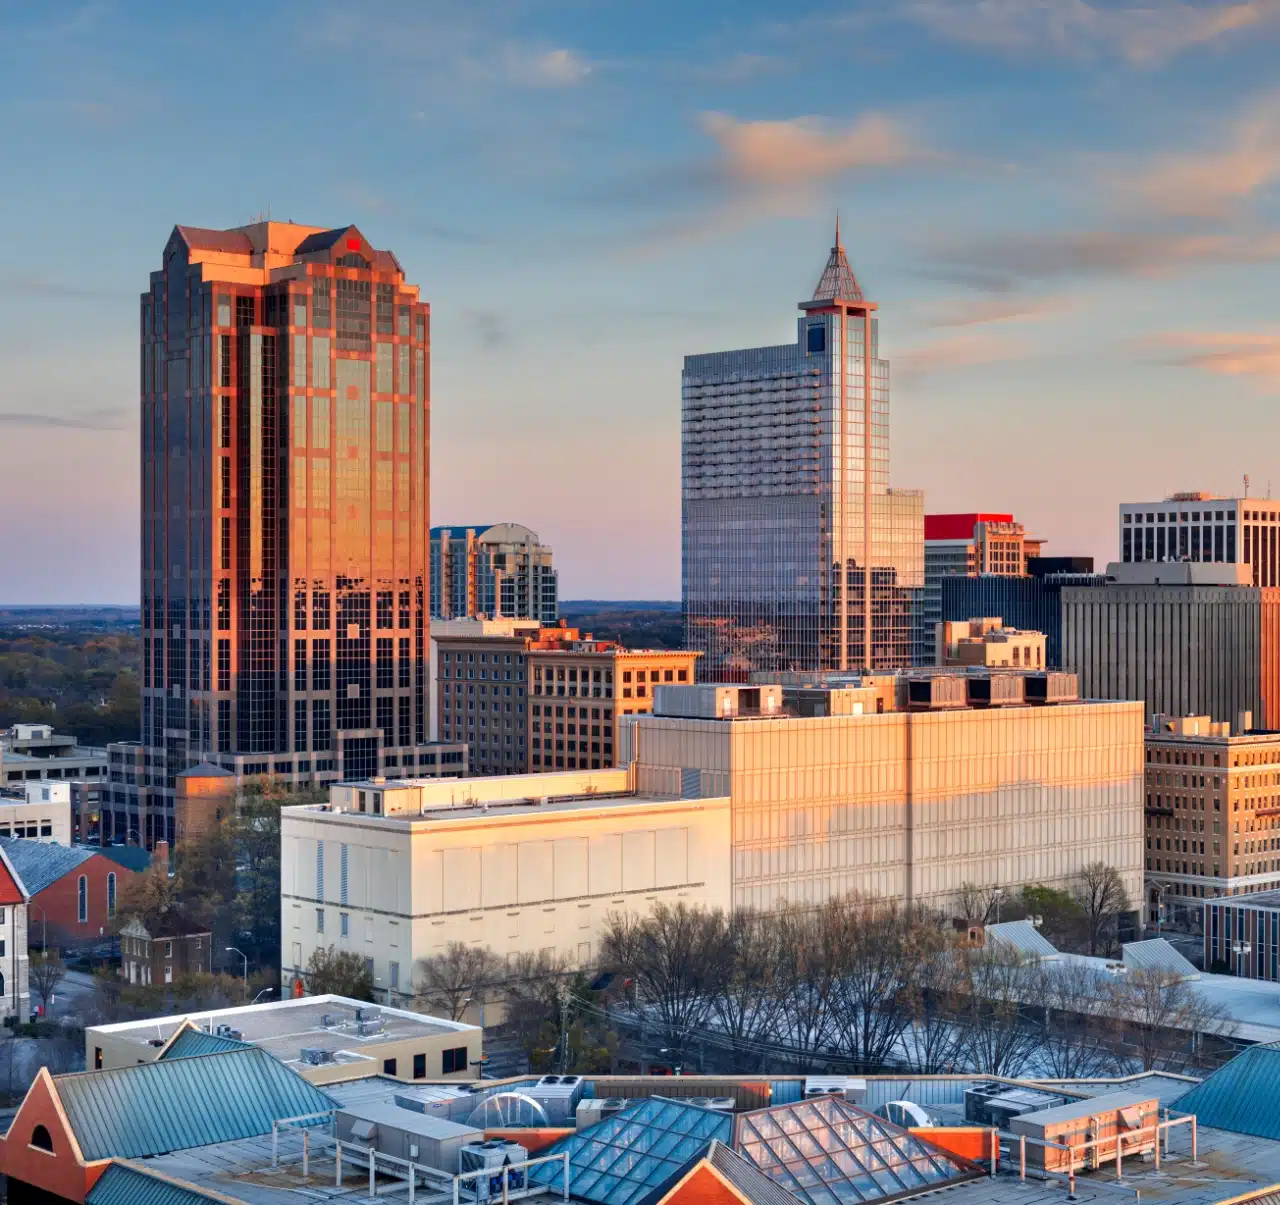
3,1,1280,602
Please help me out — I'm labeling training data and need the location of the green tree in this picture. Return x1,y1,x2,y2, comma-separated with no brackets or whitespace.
304,946,374,1000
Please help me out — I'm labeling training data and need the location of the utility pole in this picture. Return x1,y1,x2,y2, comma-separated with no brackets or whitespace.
557,984,571,1074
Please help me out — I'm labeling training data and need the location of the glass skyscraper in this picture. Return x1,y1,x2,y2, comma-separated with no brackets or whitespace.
131,222,439,845
682,223,923,676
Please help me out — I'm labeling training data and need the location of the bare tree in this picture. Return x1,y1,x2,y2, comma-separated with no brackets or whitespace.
601,902,726,1061
960,946,1041,1077
1035,960,1120,1078
954,883,1001,925
28,951,66,1017
304,946,373,1001
415,942,502,1021
1073,863,1130,957
825,898,927,1071
703,910,785,1071
772,904,840,1066
901,942,968,1074
1107,967,1236,1072
499,949,570,1055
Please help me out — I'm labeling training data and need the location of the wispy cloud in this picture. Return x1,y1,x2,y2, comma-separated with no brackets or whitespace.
511,47,591,87
0,409,126,431
903,0,1280,65
927,293,1076,327
632,110,936,246
0,274,113,299
927,228,1280,290
1119,94,1280,217
896,330,1022,381
1151,329,1280,387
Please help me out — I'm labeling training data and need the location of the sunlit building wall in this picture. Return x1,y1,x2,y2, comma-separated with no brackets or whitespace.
135,222,441,847
682,224,923,678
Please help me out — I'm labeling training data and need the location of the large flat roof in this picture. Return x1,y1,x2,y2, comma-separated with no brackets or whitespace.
87,995,476,1070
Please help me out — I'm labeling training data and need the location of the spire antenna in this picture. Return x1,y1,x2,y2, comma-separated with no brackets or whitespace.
835,211,842,250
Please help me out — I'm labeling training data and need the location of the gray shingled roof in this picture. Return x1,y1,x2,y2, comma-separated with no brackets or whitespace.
984,920,1060,961
0,837,96,895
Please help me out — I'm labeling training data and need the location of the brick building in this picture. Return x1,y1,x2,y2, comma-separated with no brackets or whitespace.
119,917,213,986
0,839,137,950
434,622,699,775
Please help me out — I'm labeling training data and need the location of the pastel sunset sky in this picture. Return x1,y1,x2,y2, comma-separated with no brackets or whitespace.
3,1,1280,602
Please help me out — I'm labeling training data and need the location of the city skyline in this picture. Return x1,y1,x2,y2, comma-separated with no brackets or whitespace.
6,2,1280,602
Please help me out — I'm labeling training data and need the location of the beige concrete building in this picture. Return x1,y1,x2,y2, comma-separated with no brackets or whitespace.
1144,712,1280,932
434,622,699,776
280,768,730,993
0,725,107,788
0,782,73,845
936,618,1046,669
623,678,1144,913
283,675,1143,983
85,994,481,1084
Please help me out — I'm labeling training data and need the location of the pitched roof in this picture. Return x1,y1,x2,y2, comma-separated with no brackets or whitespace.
157,1021,256,1061
984,920,1060,961
0,843,29,905
177,763,233,779
530,1097,733,1205
1174,1042,1280,1139
52,1047,334,1161
87,1161,245,1205
93,844,151,873
809,217,864,304
702,1141,800,1205
0,836,96,895
1122,938,1199,980
174,226,253,256
292,225,359,255
734,1096,984,1205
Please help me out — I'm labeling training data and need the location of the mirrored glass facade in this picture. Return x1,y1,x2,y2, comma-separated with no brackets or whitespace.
133,223,437,845
682,230,923,677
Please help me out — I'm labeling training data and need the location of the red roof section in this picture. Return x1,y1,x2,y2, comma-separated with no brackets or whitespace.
925,513,1013,541
0,848,29,906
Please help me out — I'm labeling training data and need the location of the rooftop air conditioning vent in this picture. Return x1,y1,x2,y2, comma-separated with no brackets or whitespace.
300,1047,335,1065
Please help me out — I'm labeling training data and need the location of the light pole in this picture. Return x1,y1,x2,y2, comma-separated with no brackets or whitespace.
226,947,248,999
991,887,1004,925
1232,941,1252,978
251,986,275,1005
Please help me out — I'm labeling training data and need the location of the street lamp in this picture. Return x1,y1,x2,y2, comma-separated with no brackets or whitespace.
991,887,1004,925
1151,881,1174,935
226,947,248,999
251,986,275,1005
1232,941,1252,978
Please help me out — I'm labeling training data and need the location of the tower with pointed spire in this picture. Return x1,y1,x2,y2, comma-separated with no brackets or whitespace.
681,221,923,675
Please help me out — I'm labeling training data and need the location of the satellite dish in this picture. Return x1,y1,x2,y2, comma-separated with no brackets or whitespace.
467,1092,551,1129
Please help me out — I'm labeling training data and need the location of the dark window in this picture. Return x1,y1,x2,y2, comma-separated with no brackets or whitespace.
383,1057,397,1076
442,1046,468,1074
807,324,826,354
413,1052,426,1079
235,296,255,327
30,1125,53,1152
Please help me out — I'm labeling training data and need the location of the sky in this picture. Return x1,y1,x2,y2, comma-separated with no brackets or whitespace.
3,1,1280,603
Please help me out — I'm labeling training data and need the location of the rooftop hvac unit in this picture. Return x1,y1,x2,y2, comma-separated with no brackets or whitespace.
321,1013,335,1028
964,1083,1062,1127
524,1075,585,1125
460,1139,529,1200
355,1006,379,1023
300,1047,335,1065
803,1077,867,1104
357,1017,386,1036
576,1098,627,1131
1025,672,1078,705
213,1024,243,1039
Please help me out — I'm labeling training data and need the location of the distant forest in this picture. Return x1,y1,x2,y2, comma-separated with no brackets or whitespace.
0,609,140,746
0,603,685,747
559,601,683,650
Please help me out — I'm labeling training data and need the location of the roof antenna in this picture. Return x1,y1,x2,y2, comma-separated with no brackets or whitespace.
834,210,842,250
1245,473,1251,498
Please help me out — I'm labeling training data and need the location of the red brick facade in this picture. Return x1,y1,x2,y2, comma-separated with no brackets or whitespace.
31,855,134,949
